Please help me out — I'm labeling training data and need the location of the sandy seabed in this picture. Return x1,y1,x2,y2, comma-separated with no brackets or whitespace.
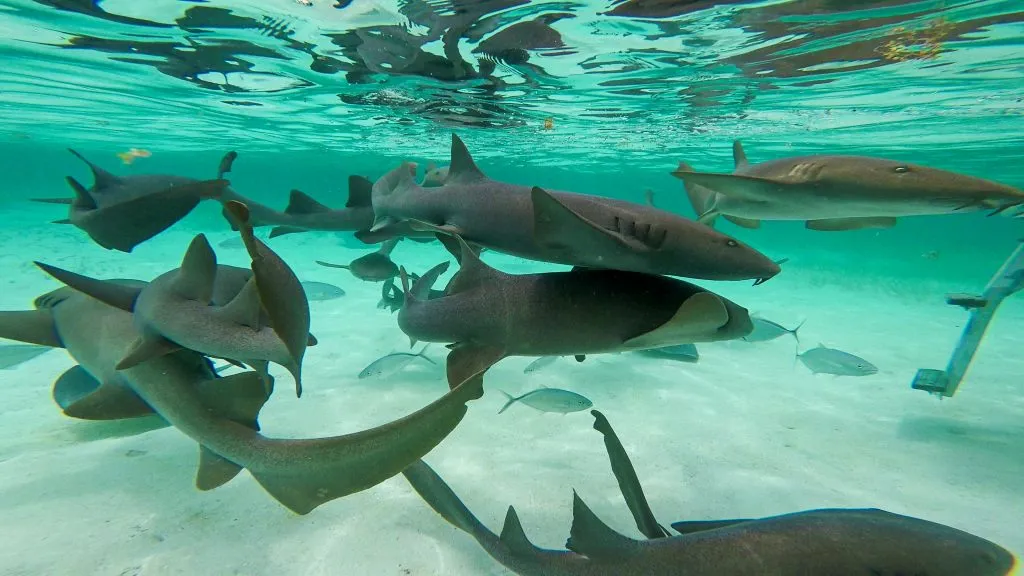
0,220,1021,576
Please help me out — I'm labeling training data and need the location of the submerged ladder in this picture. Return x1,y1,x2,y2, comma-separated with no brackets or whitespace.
912,240,1024,397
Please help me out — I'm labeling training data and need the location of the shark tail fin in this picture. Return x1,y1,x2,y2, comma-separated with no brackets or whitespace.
497,390,518,414
673,161,720,227
402,459,494,537
193,371,271,490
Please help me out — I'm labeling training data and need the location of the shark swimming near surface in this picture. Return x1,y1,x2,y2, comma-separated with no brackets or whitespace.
33,149,231,252
402,410,1018,575
370,134,780,283
397,234,752,388
673,141,1024,231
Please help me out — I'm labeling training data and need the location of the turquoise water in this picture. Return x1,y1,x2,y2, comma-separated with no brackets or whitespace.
1,1,1023,574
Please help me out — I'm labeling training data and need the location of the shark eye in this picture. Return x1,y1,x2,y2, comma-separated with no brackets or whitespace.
726,240,738,247
893,165,909,173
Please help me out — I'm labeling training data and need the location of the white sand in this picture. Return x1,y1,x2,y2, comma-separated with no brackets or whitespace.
0,214,1022,575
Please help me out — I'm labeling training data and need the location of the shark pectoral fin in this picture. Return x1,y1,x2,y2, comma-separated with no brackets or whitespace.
532,186,648,254
670,519,753,535
0,310,62,347
566,492,642,560
446,343,506,390
34,262,142,312
591,410,670,539
218,276,261,330
193,371,269,490
307,333,318,346
53,366,155,420
672,172,782,202
407,218,463,237
116,335,183,370
805,217,897,231
197,447,243,491
500,506,542,555
696,209,720,227
723,215,761,229
370,216,397,233
174,234,217,302
268,226,306,239
195,371,270,431
623,292,730,349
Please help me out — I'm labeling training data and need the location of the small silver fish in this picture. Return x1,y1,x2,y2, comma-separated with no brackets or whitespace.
0,344,51,369
498,387,593,414
635,343,699,363
524,356,558,374
797,344,877,376
358,345,436,379
744,317,804,343
301,281,346,301
218,236,243,249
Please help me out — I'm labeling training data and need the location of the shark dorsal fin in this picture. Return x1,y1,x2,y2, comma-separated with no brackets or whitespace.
499,506,541,555
218,276,262,330
346,175,373,208
64,176,97,209
173,234,217,303
445,235,501,296
447,134,486,184
68,149,121,189
566,492,642,560
732,140,749,169
285,190,330,215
